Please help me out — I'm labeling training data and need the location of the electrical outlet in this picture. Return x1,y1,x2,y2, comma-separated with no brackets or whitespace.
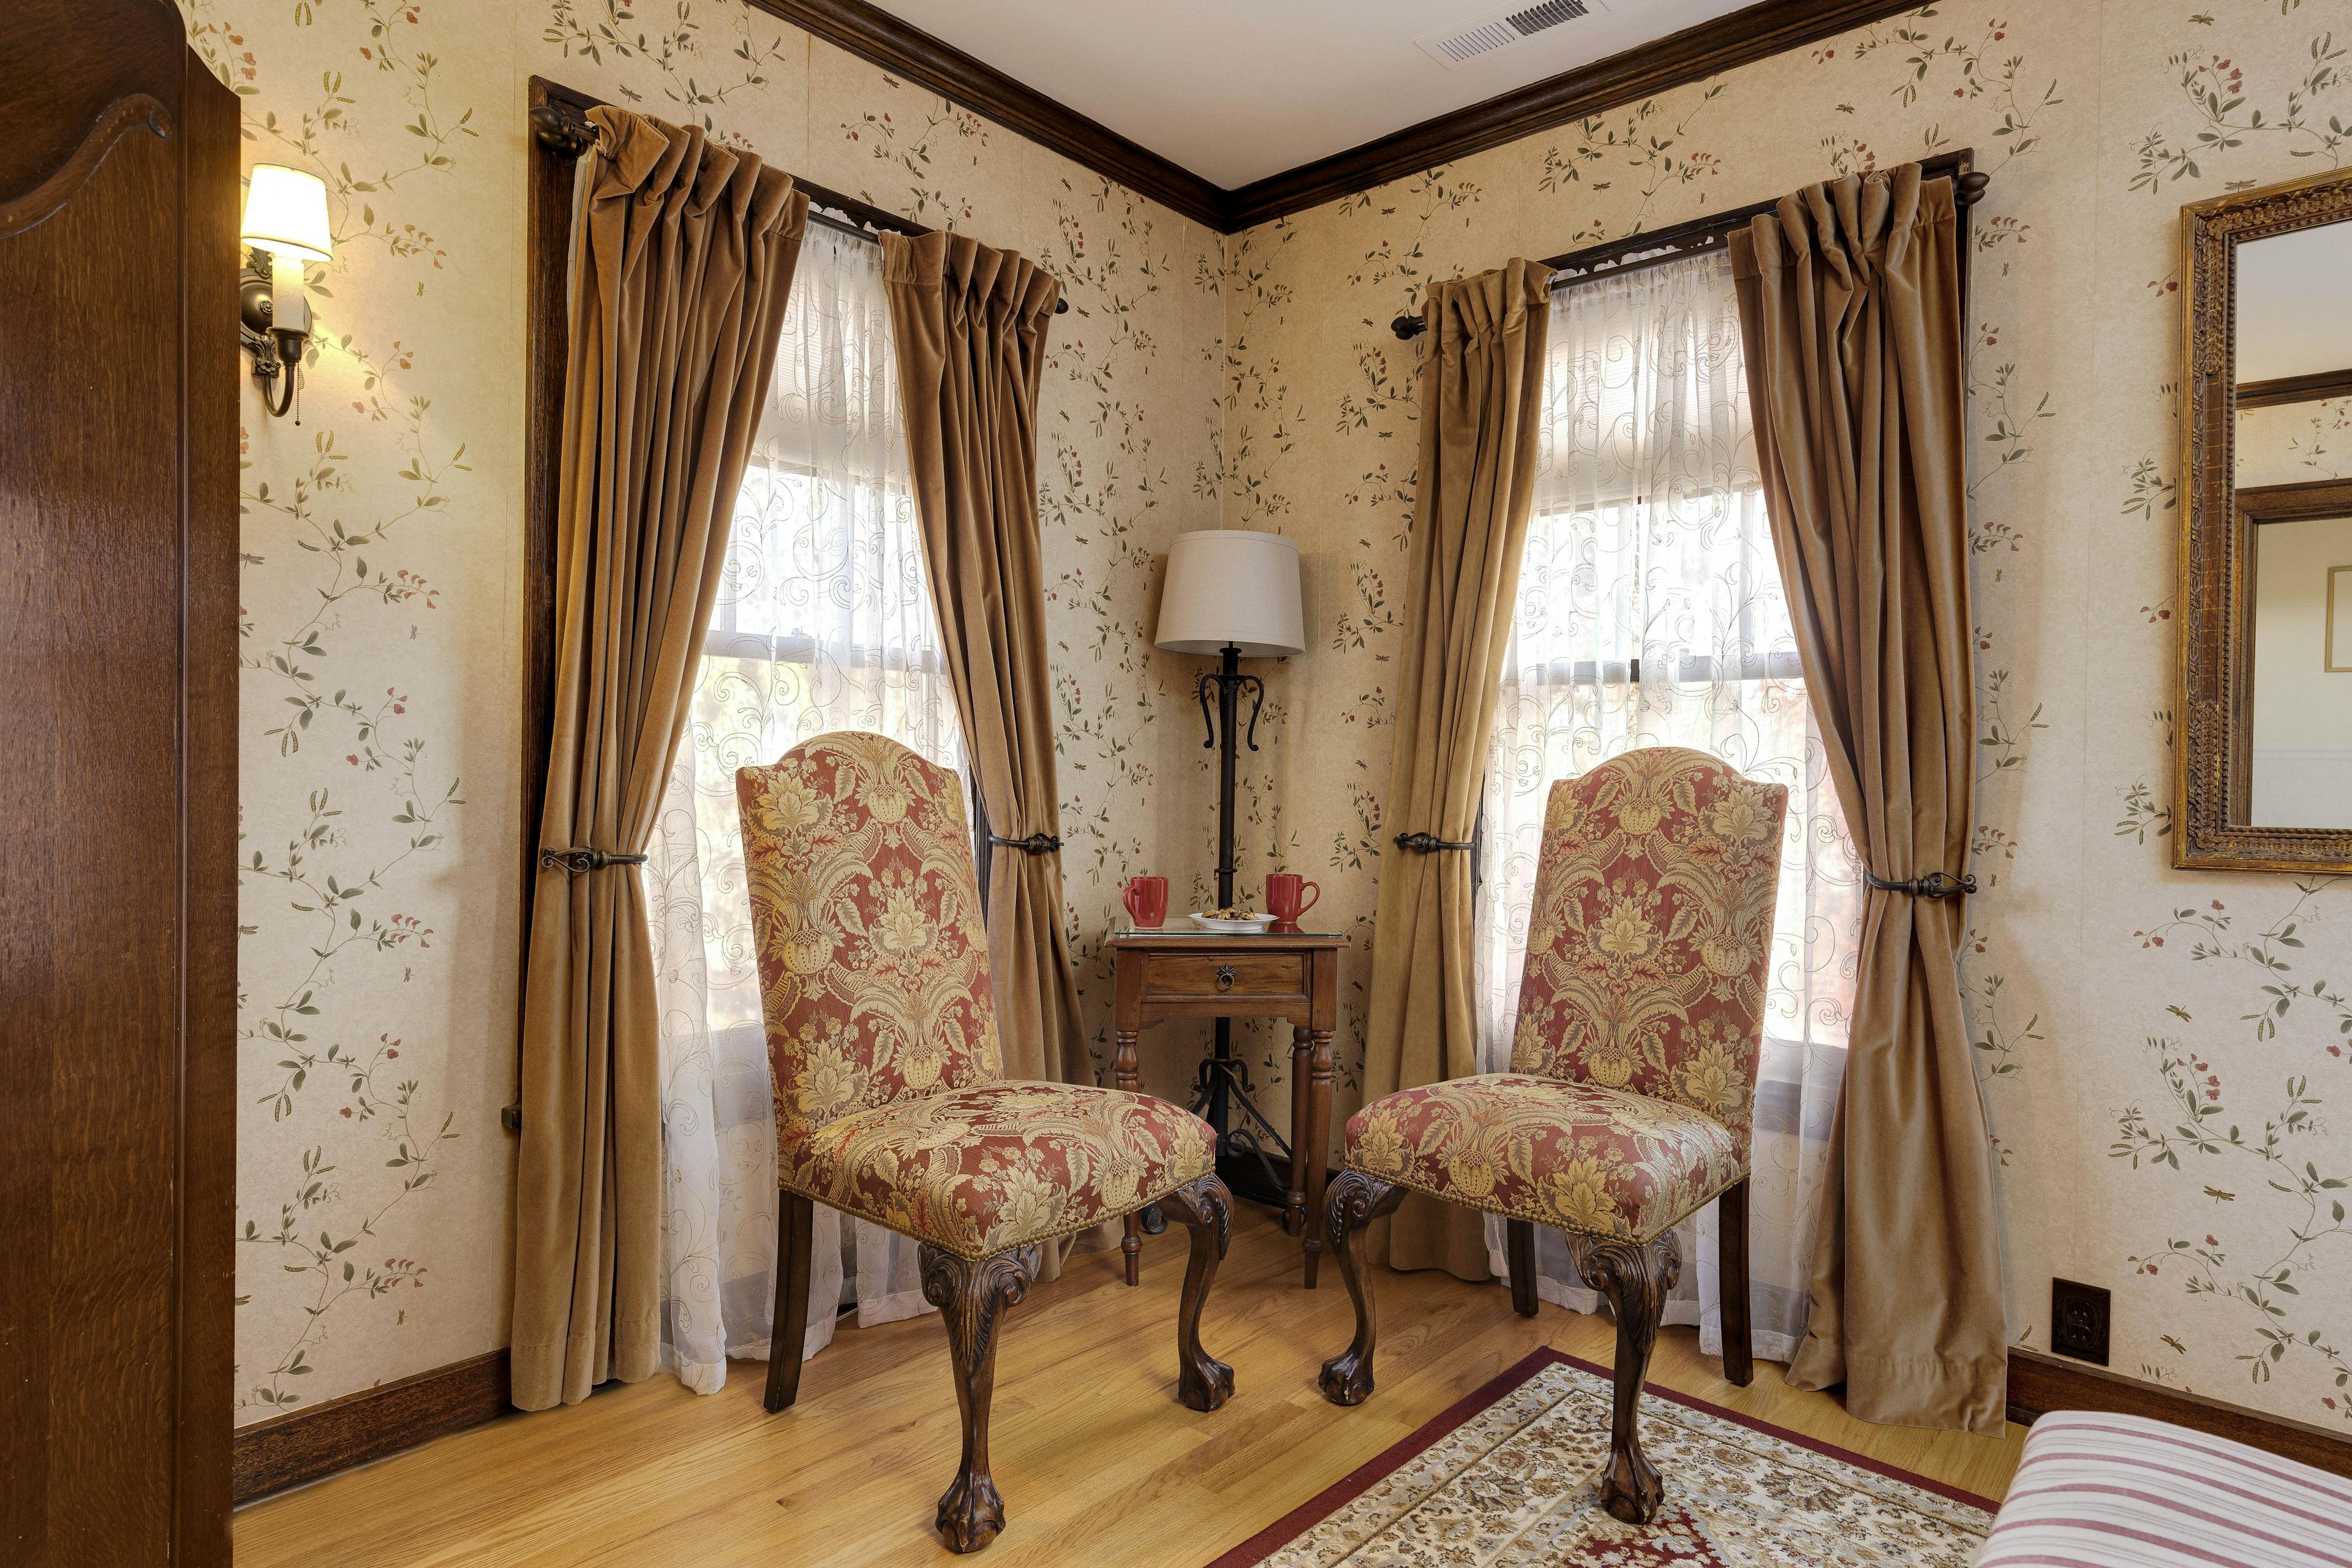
2051,1278,2111,1365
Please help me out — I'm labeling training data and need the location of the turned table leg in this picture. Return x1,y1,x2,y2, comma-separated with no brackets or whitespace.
1301,1028,1334,1287
1578,1229,1683,1525
1285,1025,1310,1238
1114,1025,1142,1287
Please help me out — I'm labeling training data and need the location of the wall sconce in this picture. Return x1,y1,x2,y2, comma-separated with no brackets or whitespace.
238,164,332,420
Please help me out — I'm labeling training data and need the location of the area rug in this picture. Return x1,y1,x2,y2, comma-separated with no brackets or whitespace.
1208,1348,1996,1567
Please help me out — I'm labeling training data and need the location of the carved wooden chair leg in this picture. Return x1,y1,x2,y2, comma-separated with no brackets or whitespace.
920,1246,1033,1554
1159,1172,1235,1411
1717,1179,1754,1388
1506,1218,1539,1317
764,1189,815,1413
1316,1169,1406,1406
1579,1229,1683,1525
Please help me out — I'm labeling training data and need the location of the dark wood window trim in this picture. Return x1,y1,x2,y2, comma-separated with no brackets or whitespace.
744,0,1931,233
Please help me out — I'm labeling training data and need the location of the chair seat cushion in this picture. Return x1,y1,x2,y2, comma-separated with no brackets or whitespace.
1975,1410,2352,1566
1342,1073,1743,1243
780,1082,1216,1259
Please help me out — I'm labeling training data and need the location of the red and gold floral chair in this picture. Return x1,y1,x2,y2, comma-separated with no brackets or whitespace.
1320,745,1787,1525
738,731,1234,1554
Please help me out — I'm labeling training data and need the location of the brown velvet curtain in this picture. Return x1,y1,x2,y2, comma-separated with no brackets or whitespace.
511,107,807,1411
880,230,1087,1094
1730,164,2006,1434
1363,260,1552,1280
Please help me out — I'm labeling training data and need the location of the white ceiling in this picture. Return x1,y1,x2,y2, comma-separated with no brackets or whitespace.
2237,219,2352,382
864,0,1762,190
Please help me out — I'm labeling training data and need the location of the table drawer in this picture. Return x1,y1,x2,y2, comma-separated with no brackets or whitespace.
1144,952,1306,1000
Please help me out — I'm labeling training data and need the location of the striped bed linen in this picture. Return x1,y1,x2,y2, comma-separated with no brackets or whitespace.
1975,1410,2352,1567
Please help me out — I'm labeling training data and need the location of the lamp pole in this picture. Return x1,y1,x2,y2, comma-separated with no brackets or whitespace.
1197,643,1280,1208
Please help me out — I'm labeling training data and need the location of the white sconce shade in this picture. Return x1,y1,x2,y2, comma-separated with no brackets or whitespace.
1155,529,1306,657
239,165,332,263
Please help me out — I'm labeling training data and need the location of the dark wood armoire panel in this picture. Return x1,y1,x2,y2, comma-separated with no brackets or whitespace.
0,1,238,1562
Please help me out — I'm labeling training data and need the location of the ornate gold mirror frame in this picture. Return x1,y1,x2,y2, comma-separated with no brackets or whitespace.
2175,167,2352,873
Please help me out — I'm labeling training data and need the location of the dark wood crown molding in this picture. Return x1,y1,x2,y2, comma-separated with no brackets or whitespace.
745,0,1928,234
1224,0,1923,228
748,0,1227,229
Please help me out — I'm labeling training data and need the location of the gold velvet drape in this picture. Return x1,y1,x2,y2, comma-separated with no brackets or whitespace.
879,230,1088,1098
1363,260,1553,1279
511,107,806,1411
1730,165,2007,1434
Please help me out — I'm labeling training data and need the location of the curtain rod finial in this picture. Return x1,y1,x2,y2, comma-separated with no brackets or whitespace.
1956,170,1991,208
1391,314,1425,341
529,102,596,159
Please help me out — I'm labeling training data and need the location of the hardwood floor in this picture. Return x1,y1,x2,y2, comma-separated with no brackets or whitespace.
234,1205,2026,1566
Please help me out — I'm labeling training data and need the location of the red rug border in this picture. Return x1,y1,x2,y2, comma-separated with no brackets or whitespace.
1203,1346,1999,1568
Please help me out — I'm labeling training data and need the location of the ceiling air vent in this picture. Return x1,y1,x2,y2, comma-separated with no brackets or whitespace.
1415,0,1606,69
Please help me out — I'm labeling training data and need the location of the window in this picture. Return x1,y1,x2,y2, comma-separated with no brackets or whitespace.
647,222,957,1395
1475,247,1859,1360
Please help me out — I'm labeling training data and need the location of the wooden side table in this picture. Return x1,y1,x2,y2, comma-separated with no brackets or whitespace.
1109,929,1347,1289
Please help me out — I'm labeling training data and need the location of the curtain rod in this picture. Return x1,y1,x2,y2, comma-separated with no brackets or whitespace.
799,203,1069,314
1389,151,1988,341
528,88,1068,315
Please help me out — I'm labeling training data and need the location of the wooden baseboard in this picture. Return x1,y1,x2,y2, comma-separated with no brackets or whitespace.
2007,1346,2352,1479
233,1349,511,1503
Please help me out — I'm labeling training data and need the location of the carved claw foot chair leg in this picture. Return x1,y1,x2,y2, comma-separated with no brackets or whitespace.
1317,1170,1405,1406
920,1246,1034,1553
1717,1178,1754,1388
1579,1230,1683,1525
1161,1174,1236,1411
1506,1218,1539,1318
764,1191,815,1413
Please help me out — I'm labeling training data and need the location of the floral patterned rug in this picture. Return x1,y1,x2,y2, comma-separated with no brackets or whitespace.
1208,1349,1996,1567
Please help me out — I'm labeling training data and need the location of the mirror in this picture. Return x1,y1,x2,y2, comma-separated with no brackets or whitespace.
2176,170,2352,871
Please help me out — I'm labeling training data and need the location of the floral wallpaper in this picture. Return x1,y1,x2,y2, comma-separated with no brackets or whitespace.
1213,2,2352,1432
186,0,2350,1436
184,0,1224,1422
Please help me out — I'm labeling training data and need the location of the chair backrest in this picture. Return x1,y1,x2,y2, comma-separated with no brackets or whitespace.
737,731,1004,1140
1509,745,1788,1148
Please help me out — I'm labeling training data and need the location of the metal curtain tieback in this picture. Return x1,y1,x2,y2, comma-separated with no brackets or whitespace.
987,831,1063,855
1394,831,1475,853
1862,869,1977,898
538,846,649,874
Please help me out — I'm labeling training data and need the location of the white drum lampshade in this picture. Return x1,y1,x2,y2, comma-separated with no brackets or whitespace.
239,164,333,263
1155,529,1305,658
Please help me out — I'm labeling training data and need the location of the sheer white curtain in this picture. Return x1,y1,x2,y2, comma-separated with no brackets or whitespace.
646,220,962,1395
1476,247,1860,1365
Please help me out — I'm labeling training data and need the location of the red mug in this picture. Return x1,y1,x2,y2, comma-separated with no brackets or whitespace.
1265,872,1319,933
1123,875,1169,929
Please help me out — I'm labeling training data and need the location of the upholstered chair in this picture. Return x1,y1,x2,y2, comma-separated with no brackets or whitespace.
1320,745,1787,1525
738,731,1235,1554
